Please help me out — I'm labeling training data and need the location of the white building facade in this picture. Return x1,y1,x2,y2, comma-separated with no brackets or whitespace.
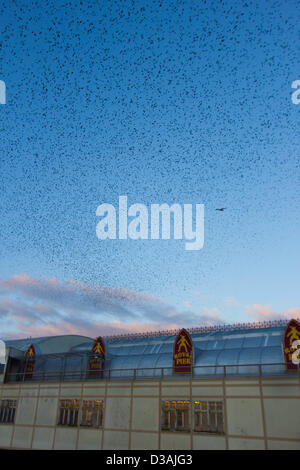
0,321,299,450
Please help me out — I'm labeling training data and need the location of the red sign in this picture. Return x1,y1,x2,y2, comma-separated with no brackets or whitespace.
88,337,106,377
173,329,193,374
283,319,300,370
24,344,36,379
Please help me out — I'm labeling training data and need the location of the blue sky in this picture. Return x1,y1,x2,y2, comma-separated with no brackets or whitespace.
0,0,299,339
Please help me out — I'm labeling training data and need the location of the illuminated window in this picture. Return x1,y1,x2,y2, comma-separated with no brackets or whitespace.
0,400,17,424
161,400,190,432
81,400,104,428
58,399,80,426
194,401,224,434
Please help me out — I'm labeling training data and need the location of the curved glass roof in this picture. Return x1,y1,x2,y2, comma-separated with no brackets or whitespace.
5,334,93,354
4,325,290,378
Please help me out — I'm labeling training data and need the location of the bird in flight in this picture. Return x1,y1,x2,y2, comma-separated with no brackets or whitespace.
216,208,226,211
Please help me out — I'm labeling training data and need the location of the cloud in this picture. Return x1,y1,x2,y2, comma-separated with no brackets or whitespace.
200,306,227,325
0,274,156,321
244,304,300,322
0,273,226,340
2,274,299,341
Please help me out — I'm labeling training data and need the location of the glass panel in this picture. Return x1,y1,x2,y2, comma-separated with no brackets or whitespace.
169,409,176,430
177,410,183,428
183,409,190,431
217,411,224,433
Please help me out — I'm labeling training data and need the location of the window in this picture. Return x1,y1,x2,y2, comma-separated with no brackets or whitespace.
81,400,103,428
58,399,104,428
0,400,17,424
58,399,80,426
161,400,190,432
194,400,224,434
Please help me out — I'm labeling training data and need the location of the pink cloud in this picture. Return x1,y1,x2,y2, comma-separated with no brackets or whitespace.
3,274,298,342
244,304,300,322
0,273,228,340
200,306,227,325
2,318,186,341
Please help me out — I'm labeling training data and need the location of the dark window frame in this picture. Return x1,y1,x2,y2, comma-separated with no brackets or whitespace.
194,400,224,434
57,399,104,428
0,399,17,424
161,400,191,432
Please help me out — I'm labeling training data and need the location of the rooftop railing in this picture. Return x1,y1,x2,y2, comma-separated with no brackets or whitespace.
104,319,298,342
4,362,299,384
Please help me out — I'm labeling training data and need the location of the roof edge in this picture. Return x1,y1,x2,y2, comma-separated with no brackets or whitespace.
104,319,299,342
